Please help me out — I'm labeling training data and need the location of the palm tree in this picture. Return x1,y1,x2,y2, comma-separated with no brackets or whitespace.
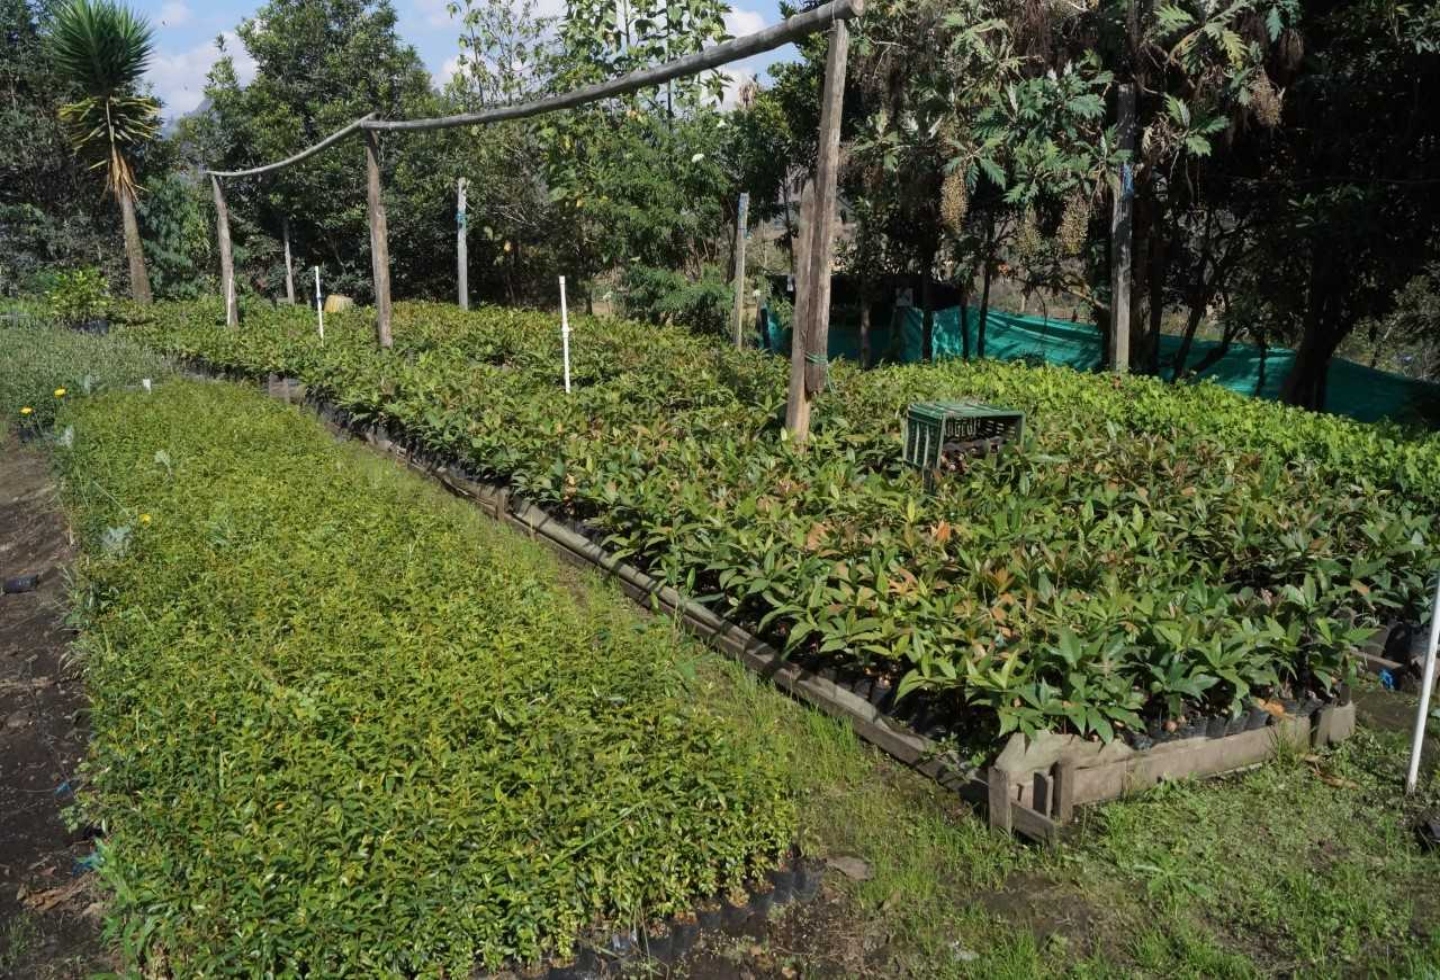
51,0,161,304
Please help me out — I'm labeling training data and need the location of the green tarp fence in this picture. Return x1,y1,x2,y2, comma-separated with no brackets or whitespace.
762,304,1440,424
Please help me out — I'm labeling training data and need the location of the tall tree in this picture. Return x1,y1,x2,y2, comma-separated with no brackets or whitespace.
50,0,160,302
192,0,439,300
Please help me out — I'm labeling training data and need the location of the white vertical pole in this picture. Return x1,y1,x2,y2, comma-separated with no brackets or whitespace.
315,267,325,343
1406,573,1440,794
559,276,572,394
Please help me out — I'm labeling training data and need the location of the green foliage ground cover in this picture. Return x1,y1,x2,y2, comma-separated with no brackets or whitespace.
121,301,1440,745
0,320,169,429
54,379,794,975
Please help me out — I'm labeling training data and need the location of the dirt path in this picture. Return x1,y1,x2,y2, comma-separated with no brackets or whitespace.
0,442,108,979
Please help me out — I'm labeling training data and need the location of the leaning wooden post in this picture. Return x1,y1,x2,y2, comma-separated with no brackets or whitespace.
784,10,853,440
731,190,750,348
363,128,394,347
456,177,470,310
784,180,817,437
1109,82,1136,373
282,216,296,305
210,174,238,328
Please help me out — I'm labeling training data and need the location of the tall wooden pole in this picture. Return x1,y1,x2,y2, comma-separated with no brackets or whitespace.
457,177,470,311
731,191,750,348
364,129,393,348
1109,83,1136,373
785,180,816,437
784,14,852,440
282,215,296,305
210,175,237,328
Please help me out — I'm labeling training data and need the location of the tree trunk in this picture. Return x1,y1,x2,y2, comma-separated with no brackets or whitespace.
118,185,152,305
731,191,750,348
1109,83,1136,373
1280,254,1347,411
1170,297,1206,380
920,268,935,362
363,130,393,348
859,278,872,369
282,216,296,305
959,278,971,360
210,176,236,327
1281,326,1341,410
1145,222,1166,375
977,220,995,359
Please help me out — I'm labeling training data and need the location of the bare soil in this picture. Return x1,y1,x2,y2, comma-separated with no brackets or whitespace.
0,442,108,979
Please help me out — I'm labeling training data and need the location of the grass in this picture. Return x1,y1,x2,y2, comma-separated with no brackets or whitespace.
33,365,1440,977
698,663,1440,977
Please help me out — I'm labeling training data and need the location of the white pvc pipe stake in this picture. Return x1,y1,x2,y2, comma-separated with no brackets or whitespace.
315,267,325,343
1407,573,1440,794
559,275,572,394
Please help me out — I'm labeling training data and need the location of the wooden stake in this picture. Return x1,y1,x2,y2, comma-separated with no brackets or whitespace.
364,129,393,348
282,216,296,305
784,180,816,438
456,177,469,311
802,17,849,399
784,16,851,440
1109,83,1136,374
210,175,237,328
731,191,749,348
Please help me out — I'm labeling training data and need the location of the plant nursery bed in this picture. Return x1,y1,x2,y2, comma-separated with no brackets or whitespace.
241,367,1360,843
49,380,817,976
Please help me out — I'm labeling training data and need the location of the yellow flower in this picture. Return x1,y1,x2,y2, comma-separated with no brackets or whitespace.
140,514,152,525
19,406,33,416
53,388,66,398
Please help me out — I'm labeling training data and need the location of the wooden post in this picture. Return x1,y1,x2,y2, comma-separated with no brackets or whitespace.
784,15,851,440
1109,83,1136,374
731,191,749,348
364,129,393,348
456,177,469,311
210,175,237,328
282,216,296,305
784,180,816,437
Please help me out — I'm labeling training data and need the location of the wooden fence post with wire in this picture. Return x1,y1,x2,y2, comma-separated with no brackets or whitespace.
200,0,864,429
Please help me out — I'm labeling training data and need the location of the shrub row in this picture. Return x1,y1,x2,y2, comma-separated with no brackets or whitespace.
55,379,794,975
119,301,1440,744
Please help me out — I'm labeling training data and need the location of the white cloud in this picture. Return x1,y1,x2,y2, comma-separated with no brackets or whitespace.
157,1,191,26
724,7,767,38
147,32,257,117
414,0,456,29
435,54,463,87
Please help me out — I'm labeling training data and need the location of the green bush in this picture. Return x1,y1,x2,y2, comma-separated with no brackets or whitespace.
120,300,1437,743
0,322,169,429
58,380,794,975
45,267,110,325
622,264,733,339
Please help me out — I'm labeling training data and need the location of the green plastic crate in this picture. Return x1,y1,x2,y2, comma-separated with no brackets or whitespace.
903,401,1025,471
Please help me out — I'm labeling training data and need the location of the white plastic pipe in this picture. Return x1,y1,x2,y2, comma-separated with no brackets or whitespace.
559,276,572,394
315,267,324,342
1406,573,1440,794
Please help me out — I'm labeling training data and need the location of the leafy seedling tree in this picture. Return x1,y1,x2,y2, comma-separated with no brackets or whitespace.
50,0,160,304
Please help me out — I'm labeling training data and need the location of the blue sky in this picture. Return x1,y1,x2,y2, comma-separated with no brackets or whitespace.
135,0,794,117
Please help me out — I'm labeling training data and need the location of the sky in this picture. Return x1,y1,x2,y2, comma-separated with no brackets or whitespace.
133,0,795,118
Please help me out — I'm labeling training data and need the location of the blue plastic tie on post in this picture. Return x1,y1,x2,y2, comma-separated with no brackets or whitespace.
1122,162,1135,200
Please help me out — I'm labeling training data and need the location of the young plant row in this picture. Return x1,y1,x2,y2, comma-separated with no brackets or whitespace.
119,300,1440,744
54,379,795,975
